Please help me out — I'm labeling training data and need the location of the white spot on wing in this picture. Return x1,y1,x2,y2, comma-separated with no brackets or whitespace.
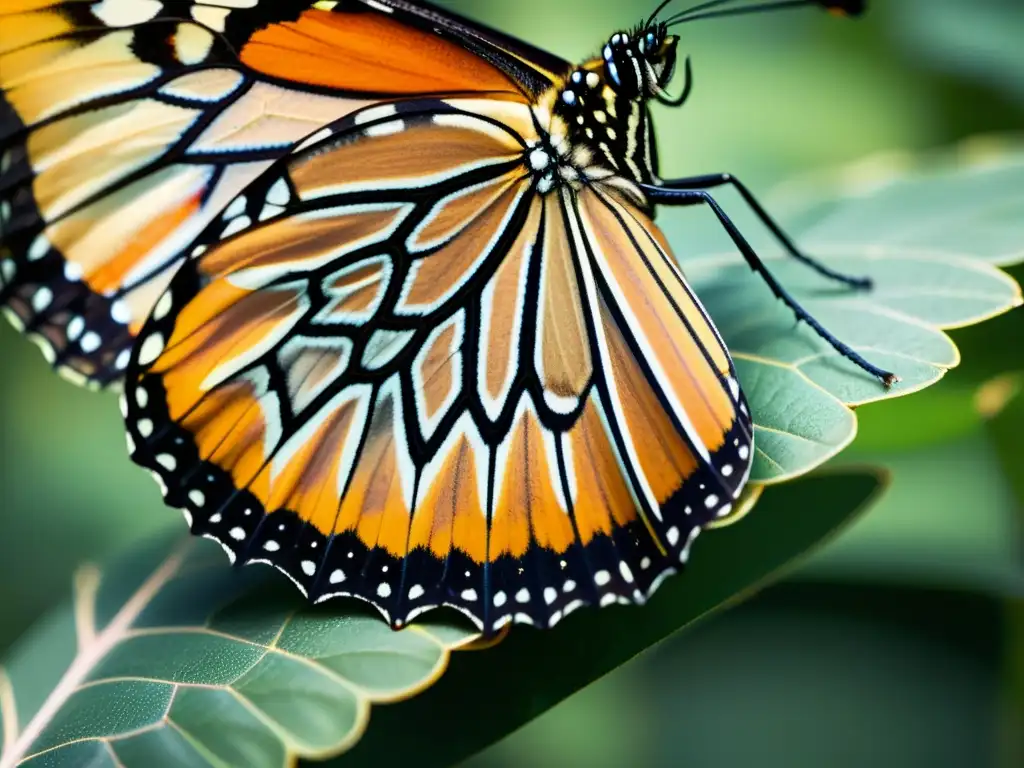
191,4,230,31
138,333,165,366
266,178,290,207
27,236,49,262
153,291,173,321
111,300,130,325
727,376,741,400
221,215,251,238
364,120,404,138
93,0,161,26
80,332,102,354
355,104,398,124
31,288,53,312
360,329,415,370
223,196,247,220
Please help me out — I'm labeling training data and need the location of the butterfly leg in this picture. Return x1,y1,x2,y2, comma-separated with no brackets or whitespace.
641,185,898,387
652,174,872,289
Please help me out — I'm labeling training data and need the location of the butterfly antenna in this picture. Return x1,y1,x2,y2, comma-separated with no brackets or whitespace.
647,0,739,27
666,0,864,26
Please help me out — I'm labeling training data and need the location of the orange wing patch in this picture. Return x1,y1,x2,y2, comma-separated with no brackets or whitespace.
289,119,526,199
579,189,735,455
264,387,370,535
334,382,413,558
413,311,464,441
410,415,489,564
536,194,592,411
490,396,576,560
156,282,308,423
241,9,522,96
564,395,640,546
179,376,273,498
398,177,529,313
598,292,700,507
478,196,540,419
197,204,410,282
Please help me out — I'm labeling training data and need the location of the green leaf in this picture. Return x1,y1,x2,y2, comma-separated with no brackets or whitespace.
850,384,985,454
334,470,886,768
774,138,1024,268
979,375,1024,767
802,375,1024,597
889,0,1024,105
662,139,1023,482
0,471,883,768
980,373,1024,504
806,429,1023,595
0,537,478,768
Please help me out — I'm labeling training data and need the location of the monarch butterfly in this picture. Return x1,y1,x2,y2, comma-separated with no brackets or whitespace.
1,0,891,632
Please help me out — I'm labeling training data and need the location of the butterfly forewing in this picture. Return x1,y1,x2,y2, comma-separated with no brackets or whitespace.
124,95,753,632
0,0,566,387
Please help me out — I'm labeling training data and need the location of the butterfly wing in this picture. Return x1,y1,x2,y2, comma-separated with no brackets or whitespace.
240,0,567,97
0,0,567,387
123,96,753,632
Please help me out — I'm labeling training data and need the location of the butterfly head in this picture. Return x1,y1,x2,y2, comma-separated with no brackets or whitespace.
601,24,680,102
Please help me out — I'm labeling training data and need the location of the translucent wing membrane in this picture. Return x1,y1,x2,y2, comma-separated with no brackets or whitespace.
123,98,753,632
0,0,564,387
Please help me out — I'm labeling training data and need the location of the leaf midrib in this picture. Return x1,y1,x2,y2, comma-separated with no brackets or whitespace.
0,544,189,767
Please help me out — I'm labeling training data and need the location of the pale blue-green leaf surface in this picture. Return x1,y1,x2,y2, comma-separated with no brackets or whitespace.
0,537,477,768
661,138,1023,482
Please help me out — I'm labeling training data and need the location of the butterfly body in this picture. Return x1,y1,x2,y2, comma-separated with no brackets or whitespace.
1,0,887,633
533,26,682,199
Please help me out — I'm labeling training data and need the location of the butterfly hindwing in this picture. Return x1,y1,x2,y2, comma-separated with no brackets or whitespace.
123,96,753,632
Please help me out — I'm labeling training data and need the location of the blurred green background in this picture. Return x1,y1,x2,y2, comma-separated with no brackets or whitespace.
0,0,1021,766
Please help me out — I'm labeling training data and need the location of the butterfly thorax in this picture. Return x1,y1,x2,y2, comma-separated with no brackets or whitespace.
527,27,679,204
